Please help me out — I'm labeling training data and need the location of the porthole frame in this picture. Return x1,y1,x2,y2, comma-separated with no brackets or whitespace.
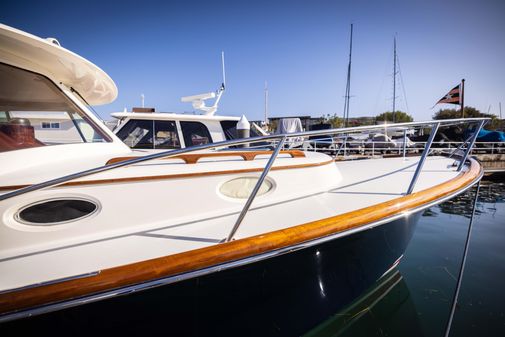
14,196,100,227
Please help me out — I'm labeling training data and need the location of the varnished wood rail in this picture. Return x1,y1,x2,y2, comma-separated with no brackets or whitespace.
106,150,305,165
0,155,326,192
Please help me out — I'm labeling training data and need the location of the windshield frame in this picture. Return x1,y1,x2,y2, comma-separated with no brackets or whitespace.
0,62,113,153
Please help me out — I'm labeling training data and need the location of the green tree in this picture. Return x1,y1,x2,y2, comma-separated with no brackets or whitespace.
375,111,413,123
433,106,500,130
432,106,493,119
325,113,343,128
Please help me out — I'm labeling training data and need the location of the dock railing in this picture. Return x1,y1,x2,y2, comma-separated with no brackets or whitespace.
0,118,488,241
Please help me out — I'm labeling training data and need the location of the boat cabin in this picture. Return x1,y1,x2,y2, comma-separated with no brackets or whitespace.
111,111,266,150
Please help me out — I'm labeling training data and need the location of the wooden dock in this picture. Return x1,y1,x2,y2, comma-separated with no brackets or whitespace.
333,153,505,174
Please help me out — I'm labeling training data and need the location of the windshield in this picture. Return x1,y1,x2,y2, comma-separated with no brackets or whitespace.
0,63,110,153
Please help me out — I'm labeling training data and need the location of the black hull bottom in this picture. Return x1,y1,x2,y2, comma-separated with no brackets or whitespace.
1,213,420,336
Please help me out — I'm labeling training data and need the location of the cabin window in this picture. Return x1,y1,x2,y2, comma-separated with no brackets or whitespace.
116,119,180,149
0,63,110,153
220,120,261,140
154,121,181,149
220,120,266,148
180,121,212,147
16,198,99,226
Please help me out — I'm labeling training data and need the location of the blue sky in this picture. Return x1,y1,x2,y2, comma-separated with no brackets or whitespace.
2,0,504,121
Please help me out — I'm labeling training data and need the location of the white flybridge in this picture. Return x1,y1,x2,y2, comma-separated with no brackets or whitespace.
0,24,486,334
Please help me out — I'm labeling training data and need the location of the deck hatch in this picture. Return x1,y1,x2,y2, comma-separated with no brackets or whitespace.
219,177,274,199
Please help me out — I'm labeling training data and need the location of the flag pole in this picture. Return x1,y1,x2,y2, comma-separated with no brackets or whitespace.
461,78,465,118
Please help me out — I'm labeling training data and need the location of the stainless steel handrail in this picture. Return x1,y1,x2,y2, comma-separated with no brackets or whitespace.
402,129,407,160
448,133,475,159
406,122,440,195
226,136,287,241
0,117,489,203
457,120,486,171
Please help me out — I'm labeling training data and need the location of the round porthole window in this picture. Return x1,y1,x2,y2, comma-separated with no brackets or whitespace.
219,177,274,199
15,198,99,226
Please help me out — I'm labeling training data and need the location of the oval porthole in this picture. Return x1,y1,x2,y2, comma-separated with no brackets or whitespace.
219,177,274,199
15,198,98,226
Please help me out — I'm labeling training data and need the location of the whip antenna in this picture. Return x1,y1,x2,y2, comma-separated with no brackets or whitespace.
221,51,226,89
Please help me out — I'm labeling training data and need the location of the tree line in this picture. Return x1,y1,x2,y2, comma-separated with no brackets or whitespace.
321,107,503,130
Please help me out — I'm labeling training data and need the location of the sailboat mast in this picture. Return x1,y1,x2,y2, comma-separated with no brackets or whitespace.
343,24,353,128
264,81,269,125
392,36,397,123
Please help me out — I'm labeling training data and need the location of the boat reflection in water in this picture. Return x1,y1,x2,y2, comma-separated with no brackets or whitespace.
425,174,504,219
304,268,422,337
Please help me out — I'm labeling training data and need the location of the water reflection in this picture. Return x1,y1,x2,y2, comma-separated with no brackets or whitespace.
423,176,505,219
304,269,423,337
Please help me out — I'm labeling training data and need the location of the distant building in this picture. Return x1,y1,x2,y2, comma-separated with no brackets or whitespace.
8,111,88,143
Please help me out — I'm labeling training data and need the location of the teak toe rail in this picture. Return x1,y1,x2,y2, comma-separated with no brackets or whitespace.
0,158,482,318
106,150,305,165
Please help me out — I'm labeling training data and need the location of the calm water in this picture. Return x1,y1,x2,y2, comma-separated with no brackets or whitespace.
306,174,505,337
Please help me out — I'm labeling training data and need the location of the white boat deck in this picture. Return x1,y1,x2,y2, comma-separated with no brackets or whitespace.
0,156,461,292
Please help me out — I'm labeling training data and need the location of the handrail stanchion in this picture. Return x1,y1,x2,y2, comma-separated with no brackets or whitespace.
406,122,440,195
344,135,348,157
448,134,474,159
457,120,485,171
225,136,287,242
402,129,407,159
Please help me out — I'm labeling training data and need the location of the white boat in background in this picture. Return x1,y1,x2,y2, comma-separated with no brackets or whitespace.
0,23,486,335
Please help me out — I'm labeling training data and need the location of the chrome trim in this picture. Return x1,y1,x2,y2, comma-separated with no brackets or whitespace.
0,271,100,295
0,161,483,323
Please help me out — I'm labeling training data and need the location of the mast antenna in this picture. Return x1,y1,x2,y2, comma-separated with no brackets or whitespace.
343,23,353,128
213,51,226,110
392,35,397,123
180,51,227,116
221,51,226,89
264,81,269,125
